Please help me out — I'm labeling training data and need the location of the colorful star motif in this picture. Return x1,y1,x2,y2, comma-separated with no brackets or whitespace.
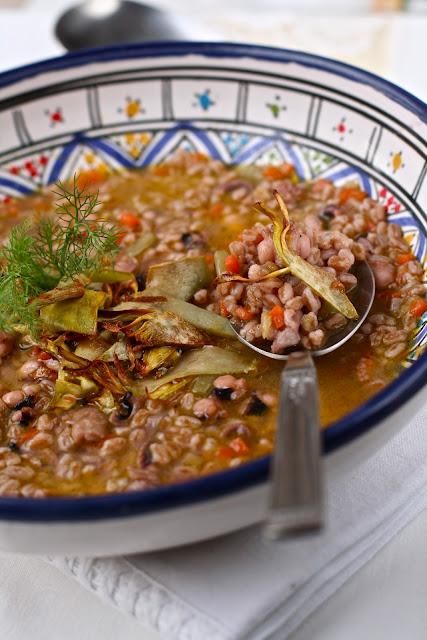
302,149,335,176
378,187,402,214
193,89,215,111
118,97,145,119
388,151,405,174
114,131,153,160
332,117,353,142
24,161,38,178
84,151,96,165
220,132,250,157
81,150,109,177
265,95,287,119
7,154,50,180
45,107,64,127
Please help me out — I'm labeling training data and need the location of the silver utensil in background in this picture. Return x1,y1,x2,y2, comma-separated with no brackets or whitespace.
55,0,184,51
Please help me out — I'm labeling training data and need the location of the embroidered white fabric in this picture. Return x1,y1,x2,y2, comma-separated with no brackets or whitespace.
48,404,427,640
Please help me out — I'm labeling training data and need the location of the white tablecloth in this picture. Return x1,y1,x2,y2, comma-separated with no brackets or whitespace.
1,512,426,640
0,2,426,639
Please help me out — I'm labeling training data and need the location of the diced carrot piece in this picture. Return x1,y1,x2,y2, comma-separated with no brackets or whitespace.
19,427,38,444
263,163,295,181
269,304,285,329
191,152,208,162
76,169,106,190
152,164,169,176
263,165,284,180
410,299,427,318
115,231,127,246
210,202,223,217
219,301,228,317
218,445,234,459
205,253,215,266
339,187,367,205
396,253,414,265
119,211,140,230
229,437,250,455
225,254,240,274
235,307,254,322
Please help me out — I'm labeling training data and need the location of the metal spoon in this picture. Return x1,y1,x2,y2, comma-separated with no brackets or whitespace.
55,0,184,51
230,260,375,539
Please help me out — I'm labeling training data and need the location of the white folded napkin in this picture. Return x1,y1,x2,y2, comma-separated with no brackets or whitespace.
49,402,427,640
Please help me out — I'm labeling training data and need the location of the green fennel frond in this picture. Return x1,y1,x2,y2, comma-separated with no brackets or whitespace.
0,178,119,334
43,179,119,279
0,274,40,336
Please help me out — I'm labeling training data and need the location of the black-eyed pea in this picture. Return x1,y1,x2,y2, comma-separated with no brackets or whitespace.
2,390,24,408
17,361,39,379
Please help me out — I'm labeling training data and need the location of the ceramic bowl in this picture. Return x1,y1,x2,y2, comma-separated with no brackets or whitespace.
0,42,425,555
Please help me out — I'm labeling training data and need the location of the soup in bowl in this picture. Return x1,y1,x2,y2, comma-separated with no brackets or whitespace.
0,42,425,554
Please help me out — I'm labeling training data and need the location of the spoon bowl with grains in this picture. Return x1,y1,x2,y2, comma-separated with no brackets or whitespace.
217,192,376,538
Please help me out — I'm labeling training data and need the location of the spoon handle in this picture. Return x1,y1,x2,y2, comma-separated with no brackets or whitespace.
264,352,323,539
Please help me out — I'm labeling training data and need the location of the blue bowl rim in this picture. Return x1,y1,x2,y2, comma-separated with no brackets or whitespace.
0,41,425,522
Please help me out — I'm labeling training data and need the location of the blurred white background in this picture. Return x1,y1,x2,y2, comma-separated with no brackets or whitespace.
0,0,426,101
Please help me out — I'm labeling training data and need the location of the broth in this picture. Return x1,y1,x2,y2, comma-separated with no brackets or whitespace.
0,152,423,496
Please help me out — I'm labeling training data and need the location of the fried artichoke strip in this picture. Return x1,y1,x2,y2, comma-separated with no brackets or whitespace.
40,290,107,335
135,345,256,395
141,346,180,375
108,297,234,339
86,361,127,395
149,377,191,400
122,310,206,347
33,276,88,308
145,256,211,300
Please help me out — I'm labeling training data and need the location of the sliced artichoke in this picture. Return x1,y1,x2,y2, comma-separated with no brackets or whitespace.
123,310,206,347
